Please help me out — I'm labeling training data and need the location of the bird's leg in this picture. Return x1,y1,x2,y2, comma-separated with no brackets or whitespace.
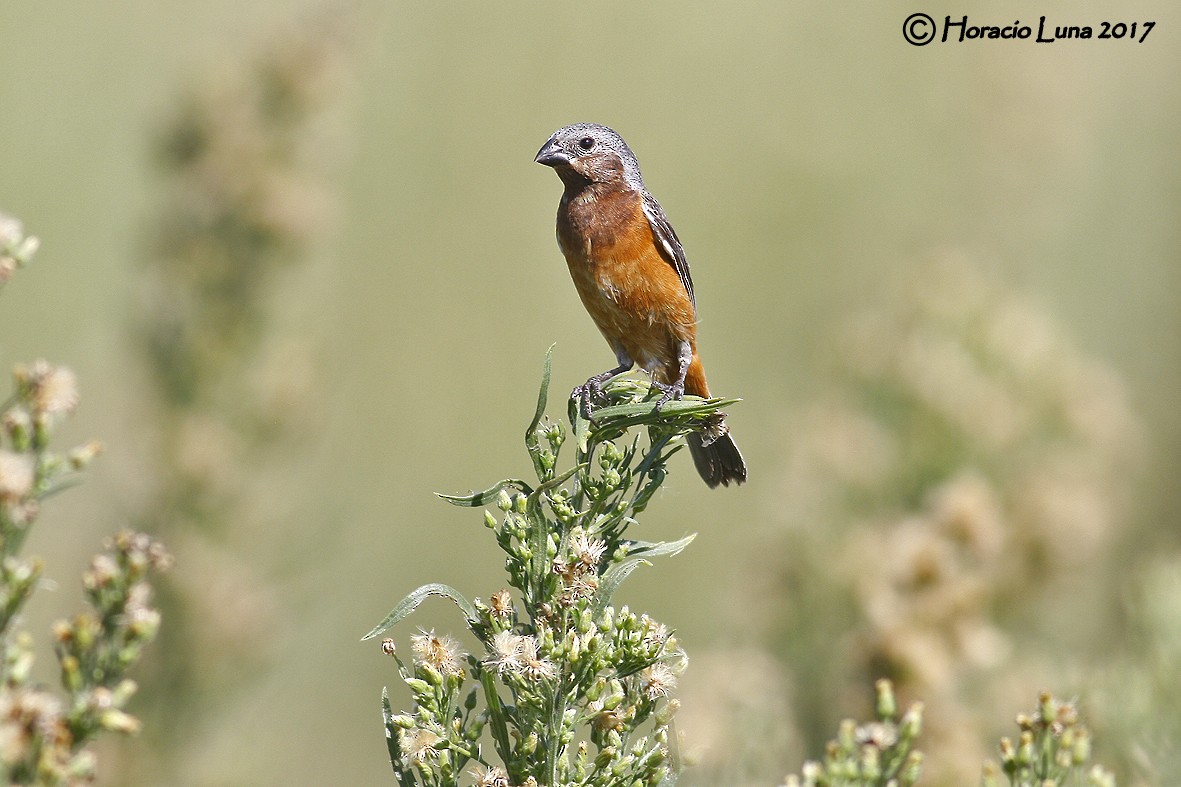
572,354,632,419
652,340,692,412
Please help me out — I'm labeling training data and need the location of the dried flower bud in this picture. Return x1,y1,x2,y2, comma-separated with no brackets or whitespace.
0,451,34,502
1087,765,1115,787
470,764,510,787
410,628,465,678
1,408,32,450
1072,727,1092,765
15,360,79,418
859,743,882,778
1016,730,1035,765
899,751,923,785
84,554,120,590
654,697,680,726
874,678,897,719
68,440,103,470
127,606,162,640
900,702,924,740
637,662,678,700
488,589,514,621
998,736,1016,766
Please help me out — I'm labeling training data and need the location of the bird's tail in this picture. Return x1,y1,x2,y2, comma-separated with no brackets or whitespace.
687,413,747,488
677,357,746,488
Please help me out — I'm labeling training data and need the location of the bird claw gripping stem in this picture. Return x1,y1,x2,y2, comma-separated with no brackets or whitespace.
650,379,686,413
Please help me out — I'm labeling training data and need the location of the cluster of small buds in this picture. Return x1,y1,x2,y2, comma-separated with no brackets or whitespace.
52,532,170,742
0,359,95,546
0,213,39,288
0,355,108,694
483,488,543,605
783,680,923,787
604,607,681,675
380,626,483,784
0,681,82,783
0,533,170,784
586,441,626,497
531,418,566,478
982,692,1114,787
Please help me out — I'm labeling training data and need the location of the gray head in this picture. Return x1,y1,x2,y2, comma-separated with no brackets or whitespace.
534,123,646,191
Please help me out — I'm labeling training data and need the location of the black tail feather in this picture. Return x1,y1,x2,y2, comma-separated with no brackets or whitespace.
687,430,747,488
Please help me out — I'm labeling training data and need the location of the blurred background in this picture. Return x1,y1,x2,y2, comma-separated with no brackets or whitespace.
0,1,1178,784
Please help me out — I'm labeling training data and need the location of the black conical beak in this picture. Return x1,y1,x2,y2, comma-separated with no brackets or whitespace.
534,137,571,167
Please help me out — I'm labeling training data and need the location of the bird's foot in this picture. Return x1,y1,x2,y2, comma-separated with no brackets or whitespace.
650,379,685,414
572,377,609,420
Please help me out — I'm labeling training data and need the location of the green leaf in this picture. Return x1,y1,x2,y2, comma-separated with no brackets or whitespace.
571,390,593,453
593,534,696,615
383,687,416,786
526,492,549,611
546,675,567,785
362,583,478,641
436,479,533,507
528,344,555,437
622,536,697,559
572,390,740,452
525,344,556,482
590,396,740,432
479,668,513,765
535,462,582,495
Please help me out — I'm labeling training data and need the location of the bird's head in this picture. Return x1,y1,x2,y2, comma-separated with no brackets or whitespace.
534,123,645,190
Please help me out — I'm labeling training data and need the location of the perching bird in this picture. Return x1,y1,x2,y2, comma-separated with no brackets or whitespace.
535,122,746,488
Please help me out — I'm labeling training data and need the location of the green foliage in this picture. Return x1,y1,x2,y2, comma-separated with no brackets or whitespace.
981,693,1114,787
779,687,1118,787
366,347,739,786
767,259,1143,783
1096,555,1181,782
0,212,171,785
125,20,346,782
781,679,923,787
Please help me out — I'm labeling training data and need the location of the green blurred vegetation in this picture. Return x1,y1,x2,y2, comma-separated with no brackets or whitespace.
0,1,1177,784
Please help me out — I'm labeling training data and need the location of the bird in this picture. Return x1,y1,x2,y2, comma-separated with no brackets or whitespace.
535,122,746,488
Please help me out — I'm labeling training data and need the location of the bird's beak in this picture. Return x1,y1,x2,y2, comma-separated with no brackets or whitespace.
534,137,571,167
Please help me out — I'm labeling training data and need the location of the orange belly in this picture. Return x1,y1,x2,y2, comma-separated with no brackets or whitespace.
557,188,709,397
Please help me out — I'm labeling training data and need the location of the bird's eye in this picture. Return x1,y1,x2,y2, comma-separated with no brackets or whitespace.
578,136,595,151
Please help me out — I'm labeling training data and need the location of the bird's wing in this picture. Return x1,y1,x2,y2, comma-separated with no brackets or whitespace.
640,191,696,310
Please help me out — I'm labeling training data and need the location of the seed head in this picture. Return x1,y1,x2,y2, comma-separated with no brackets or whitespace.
410,629,465,677
638,662,678,700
